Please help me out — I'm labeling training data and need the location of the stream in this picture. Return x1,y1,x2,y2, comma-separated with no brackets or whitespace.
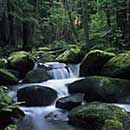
12,62,130,130
12,62,82,130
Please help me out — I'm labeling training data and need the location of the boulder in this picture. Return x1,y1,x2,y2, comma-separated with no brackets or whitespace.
68,102,129,130
0,69,18,85
56,94,84,110
56,47,84,64
32,51,55,63
23,68,51,83
101,52,130,80
17,85,57,106
68,76,130,103
8,51,34,77
80,50,116,76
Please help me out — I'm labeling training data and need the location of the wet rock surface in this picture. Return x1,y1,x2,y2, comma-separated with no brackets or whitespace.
56,94,84,110
17,85,57,106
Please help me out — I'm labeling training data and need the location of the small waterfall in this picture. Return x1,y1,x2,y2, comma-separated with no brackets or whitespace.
43,62,79,79
68,64,80,77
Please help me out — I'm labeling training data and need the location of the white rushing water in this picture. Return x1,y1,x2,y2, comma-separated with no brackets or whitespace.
43,62,78,79
14,62,82,130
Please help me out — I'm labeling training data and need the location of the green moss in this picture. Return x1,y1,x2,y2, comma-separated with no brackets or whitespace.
56,47,84,64
32,51,55,63
69,102,128,130
101,52,130,79
80,49,116,76
8,51,34,77
103,119,123,130
8,51,32,64
68,76,130,103
0,69,18,85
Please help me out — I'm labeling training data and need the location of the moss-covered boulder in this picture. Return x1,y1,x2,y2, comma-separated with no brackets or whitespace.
56,47,84,64
8,51,34,77
17,85,57,106
101,52,130,80
80,50,116,76
68,102,129,130
68,76,130,103
0,69,18,85
32,51,55,63
23,68,51,83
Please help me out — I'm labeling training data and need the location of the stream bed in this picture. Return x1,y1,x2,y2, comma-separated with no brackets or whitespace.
12,62,130,130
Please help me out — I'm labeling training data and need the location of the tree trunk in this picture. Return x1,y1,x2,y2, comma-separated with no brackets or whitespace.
116,1,127,43
106,4,111,27
65,0,79,43
81,0,89,44
22,20,33,51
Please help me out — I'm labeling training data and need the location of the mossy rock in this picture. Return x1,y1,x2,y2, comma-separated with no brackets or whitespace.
68,102,129,130
32,51,55,63
80,50,116,76
68,76,130,103
101,52,130,80
23,68,51,83
0,69,18,85
8,51,34,78
103,119,123,130
56,47,84,64
0,58,8,68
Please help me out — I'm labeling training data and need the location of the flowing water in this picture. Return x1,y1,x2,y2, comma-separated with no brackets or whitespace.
13,62,130,130
13,62,82,130
44,62,76,79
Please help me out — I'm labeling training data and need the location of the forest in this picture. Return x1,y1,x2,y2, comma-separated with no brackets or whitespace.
1,0,130,130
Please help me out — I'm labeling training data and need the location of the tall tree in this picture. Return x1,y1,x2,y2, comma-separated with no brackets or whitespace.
64,0,79,43
81,0,89,44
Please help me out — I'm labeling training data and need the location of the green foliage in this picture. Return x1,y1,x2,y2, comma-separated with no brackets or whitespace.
56,46,84,63
0,69,19,85
0,0,129,54
0,87,21,112
32,50,55,63
5,125,18,130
